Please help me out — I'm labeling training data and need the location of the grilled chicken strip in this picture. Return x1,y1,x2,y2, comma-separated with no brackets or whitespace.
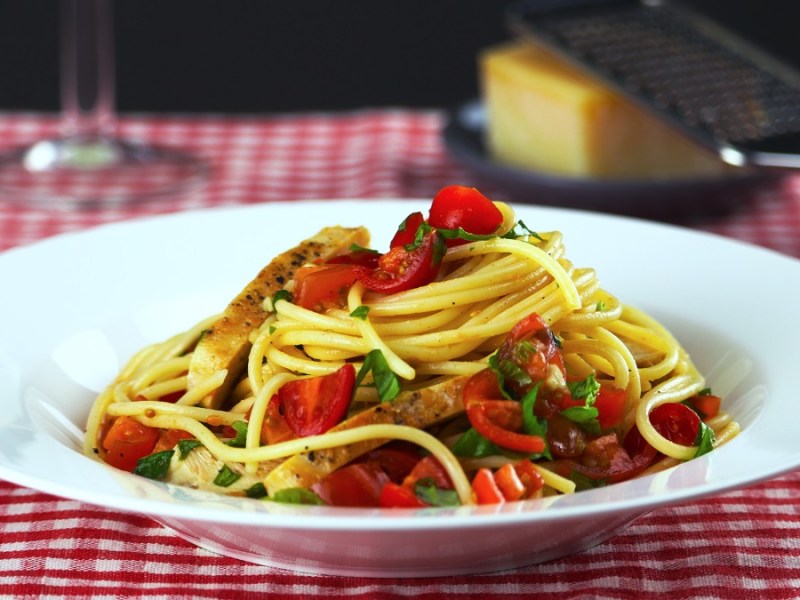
188,226,370,409
263,375,468,496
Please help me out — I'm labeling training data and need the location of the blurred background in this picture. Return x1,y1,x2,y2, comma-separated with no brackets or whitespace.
1,0,798,115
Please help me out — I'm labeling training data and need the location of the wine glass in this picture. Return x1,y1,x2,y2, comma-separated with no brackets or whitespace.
0,0,207,209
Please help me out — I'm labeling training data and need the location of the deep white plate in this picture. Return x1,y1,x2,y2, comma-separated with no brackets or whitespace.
1,200,799,577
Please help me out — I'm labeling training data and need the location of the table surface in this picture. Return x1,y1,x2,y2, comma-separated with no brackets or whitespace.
1,110,799,599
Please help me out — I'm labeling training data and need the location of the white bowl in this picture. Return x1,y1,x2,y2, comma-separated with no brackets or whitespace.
0,200,797,577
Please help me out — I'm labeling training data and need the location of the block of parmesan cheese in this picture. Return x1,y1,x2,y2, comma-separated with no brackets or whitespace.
479,42,728,179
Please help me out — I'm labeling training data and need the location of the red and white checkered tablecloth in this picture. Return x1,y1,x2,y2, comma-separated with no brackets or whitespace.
1,110,799,599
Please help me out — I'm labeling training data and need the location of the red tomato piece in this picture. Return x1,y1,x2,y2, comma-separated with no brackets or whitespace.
278,364,356,437
463,369,546,454
327,249,381,269
293,264,359,311
595,386,627,430
513,459,545,498
256,394,296,445
495,313,565,398
390,211,425,248
361,443,422,483
402,455,454,490
354,229,444,294
685,393,722,420
493,463,526,502
102,416,160,472
151,428,194,454
471,468,505,505
649,402,701,446
378,482,428,508
312,462,390,507
428,186,503,246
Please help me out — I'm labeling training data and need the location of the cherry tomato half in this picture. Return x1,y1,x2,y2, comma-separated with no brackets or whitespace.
278,364,356,437
649,402,701,446
354,229,444,294
102,416,160,472
428,186,503,246
293,264,359,311
312,462,389,507
390,211,425,248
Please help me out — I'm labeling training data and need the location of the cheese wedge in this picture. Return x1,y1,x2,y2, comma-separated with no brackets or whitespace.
480,41,727,179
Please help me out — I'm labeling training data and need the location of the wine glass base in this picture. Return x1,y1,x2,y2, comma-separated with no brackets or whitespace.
0,137,208,209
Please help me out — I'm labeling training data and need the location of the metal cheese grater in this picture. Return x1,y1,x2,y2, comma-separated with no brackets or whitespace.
506,0,800,168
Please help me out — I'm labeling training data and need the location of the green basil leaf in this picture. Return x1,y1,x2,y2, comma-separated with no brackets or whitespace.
487,352,528,400
350,305,370,320
451,428,502,458
414,479,461,507
521,384,552,460
213,464,242,488
134,450,174,480
245,482,268,499
501,220,544,241
176,439,202,460
560,406,601,435
567,374,600,407
272,289,293,307
356,349,400,402
270,488,327,505
693,421,715,458
569,471,606,491
226,421,249,447
348,243,379,254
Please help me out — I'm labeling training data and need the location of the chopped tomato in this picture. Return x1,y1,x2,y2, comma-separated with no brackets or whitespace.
649,402,701,446
278,364,355,437
256,395,296,445
595,386,627,430
390,211,425,248
685,393,721,420
495,313,565,399
327,249,381,269
463,368,546,454
428,186,503,246
101,416,160,472
152,428,194,454
493,463,526,501
471,468,505,504
361,443,422,483
293,264,359,311
379,482,428,508
512,459,545,498
401,455,453,490
354,229,444,294
312,462,389,507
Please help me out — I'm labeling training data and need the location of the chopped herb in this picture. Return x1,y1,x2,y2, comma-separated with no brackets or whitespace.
502,220,543,241
245,483,268,499
596,300,607,312
451,428,502,458
562,374,602,434
134,450,174,480
414,479,461,507
570,471,606,491
350,305,370,320
521,385,552,459
272,289,293,306
349,243,379,254
356,349,401,402
268,325,277,335
213,464,242,487
270,488,327,505
176,439,202,459
694,421,715,458
567,374,601,405
487,352,529,400
227,421,249,447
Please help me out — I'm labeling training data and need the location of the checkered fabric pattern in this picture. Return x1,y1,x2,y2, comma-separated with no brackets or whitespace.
1,110,799,599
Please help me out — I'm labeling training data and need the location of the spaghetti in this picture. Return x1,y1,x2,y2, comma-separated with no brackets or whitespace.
85,186,736,507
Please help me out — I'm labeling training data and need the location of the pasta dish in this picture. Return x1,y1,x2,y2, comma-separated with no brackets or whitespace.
84,186,738,507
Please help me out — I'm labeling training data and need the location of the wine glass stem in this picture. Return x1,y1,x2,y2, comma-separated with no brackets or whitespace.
60,0,115,140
